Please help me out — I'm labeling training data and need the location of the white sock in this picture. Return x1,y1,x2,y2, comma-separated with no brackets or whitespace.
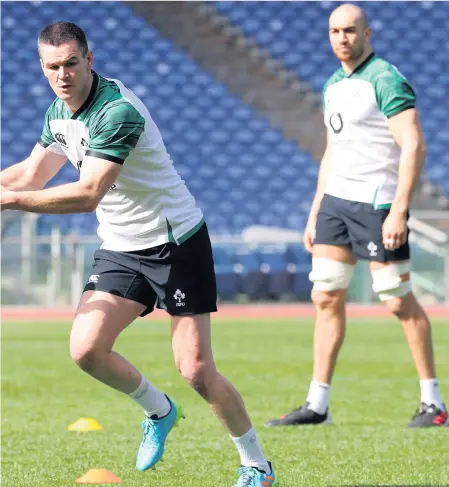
231,427,270,473
420,378,445,410
128,375,171,418
306,381,331,415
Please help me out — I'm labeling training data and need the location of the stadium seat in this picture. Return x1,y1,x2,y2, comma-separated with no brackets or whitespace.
259,245,291,299
234,248,265,299
286,244,313,300
212,246,239,300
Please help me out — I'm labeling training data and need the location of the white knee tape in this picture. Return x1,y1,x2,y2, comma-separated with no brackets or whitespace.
371,261,412,301
309,258,355,291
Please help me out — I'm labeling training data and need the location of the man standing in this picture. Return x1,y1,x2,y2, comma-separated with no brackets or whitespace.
266,4,447,428
0,22,277,486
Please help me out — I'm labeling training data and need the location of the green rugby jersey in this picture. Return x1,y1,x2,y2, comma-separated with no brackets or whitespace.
322,53,416,209
39,72,203,250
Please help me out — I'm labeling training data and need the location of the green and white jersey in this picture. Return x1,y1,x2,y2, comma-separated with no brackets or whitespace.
39,72,203,251
322,54,416,208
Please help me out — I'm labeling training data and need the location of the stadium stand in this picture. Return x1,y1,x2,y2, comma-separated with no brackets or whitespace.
4,1,444,301
214,1,449,195
1,0,317,239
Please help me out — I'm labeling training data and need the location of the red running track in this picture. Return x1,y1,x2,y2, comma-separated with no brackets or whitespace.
2,304,448,321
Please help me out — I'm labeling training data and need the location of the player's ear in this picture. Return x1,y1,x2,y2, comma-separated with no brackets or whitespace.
39,57,45,73
365,27,372,42
87,51,94,69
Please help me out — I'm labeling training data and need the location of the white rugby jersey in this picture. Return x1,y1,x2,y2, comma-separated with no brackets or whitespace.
322,54,416,208
39,72,203,251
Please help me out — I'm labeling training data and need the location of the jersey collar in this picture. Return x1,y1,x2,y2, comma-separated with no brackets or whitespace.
347,52,376,78
71,71,99,120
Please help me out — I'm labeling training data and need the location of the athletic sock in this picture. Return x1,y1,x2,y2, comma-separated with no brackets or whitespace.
420,378,445,411
128,375,171,418
231,427,270,474
306,381,331,415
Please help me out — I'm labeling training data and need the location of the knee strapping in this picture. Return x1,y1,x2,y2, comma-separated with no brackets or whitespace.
309,258,355,291
371,261,412,301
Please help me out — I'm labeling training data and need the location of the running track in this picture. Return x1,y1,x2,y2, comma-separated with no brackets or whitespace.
2,304,448,321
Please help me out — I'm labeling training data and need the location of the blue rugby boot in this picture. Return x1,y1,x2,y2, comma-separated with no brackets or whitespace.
136,396,184,471
233,461,277,487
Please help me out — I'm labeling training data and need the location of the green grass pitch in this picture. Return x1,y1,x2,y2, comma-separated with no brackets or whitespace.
2,317,448,486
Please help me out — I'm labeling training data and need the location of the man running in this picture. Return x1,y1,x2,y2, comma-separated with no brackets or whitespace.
1,22,277,486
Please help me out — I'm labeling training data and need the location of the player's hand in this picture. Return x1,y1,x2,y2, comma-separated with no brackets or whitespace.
382,211,407,250
303,218,317,253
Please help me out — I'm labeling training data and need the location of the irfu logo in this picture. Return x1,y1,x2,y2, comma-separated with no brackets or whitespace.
173,289,186,307
367,241,378,257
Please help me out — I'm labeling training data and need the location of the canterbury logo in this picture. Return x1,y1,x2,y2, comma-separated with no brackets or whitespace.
55,133,67,146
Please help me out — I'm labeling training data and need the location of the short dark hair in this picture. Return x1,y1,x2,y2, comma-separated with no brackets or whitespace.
38,22,88,56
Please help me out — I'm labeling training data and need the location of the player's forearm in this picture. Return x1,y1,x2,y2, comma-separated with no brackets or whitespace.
0,161,41,191
391,141,426,214
2,182,98,214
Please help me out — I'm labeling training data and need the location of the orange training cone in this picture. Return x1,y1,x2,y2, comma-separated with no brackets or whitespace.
76,468,122,484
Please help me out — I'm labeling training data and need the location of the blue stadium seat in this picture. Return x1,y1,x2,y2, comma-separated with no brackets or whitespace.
212,246,239,300
286,244,312,300
259,245,291,298
235,248,265,298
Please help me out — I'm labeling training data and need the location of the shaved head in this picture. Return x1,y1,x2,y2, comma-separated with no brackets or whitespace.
330,3,369,30
328,3,372,69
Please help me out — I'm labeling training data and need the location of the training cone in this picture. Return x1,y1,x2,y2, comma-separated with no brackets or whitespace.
76,468,122,484
68,417,103,432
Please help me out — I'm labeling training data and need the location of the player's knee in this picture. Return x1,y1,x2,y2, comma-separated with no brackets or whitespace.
70,345,105,373
371,262,412,307
311,288,344,311
177,359,214,397
384,296,411,318
309,258,354,293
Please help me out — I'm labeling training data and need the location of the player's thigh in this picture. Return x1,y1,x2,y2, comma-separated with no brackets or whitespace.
369,260,410,273
71,249,156,356
71,290,147,357
310,244,356,295
171,314,215,375
369,259,412,305
313,244,356,264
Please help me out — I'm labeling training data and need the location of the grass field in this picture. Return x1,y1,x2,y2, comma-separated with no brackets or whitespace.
2,317,448,487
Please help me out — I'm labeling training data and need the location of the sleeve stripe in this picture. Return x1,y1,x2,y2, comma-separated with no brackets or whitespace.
94,128,141,136
85,150,125,165
39,139,51,148
385,104,415,119
110,122,145,127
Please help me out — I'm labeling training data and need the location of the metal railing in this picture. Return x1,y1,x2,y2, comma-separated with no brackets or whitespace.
1,215,448,306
